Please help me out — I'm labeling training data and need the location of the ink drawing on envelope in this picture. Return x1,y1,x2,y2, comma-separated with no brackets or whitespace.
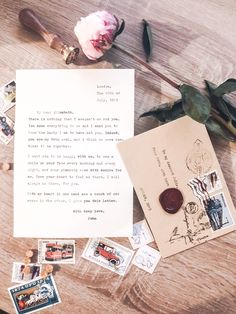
117,116,236,257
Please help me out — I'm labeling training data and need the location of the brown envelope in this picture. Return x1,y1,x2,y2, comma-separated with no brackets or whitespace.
117,116,236,257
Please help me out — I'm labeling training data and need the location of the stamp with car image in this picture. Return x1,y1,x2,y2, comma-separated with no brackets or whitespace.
38,239,75,264
82,238,134,276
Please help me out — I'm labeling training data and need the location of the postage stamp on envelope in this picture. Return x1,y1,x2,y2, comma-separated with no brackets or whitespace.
12,263,41,283
38,239,75,264
128,219,154,249
202,192,234,231
82,237,134,276
8,275,61,314
189,170,222,197
200,170,222,194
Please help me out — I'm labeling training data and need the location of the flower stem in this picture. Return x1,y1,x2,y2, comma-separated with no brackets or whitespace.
113,43,179,89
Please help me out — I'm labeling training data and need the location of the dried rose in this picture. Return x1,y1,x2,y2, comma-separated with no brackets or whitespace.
74,11,123,60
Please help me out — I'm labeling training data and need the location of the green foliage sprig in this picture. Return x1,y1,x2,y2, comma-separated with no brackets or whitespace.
113,20,236,142
140,79,236,142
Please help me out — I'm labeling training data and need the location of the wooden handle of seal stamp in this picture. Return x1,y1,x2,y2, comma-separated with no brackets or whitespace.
19,8,80,64
19,8,64,52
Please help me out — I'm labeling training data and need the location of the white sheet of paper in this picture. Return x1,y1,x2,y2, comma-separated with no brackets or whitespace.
14,69,134,238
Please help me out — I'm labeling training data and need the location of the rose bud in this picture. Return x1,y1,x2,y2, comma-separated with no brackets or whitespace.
74,11,124,60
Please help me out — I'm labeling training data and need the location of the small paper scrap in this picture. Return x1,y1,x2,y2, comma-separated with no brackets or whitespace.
129,219,154,249
82,237,134,276
132,245,161,274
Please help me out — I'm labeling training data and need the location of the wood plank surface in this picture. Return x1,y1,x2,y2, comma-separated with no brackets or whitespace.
0,0,236,313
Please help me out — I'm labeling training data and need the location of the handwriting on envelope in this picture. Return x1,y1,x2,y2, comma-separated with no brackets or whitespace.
117,116,236,257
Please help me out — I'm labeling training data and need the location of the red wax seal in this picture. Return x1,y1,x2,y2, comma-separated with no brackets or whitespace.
159,188,183,214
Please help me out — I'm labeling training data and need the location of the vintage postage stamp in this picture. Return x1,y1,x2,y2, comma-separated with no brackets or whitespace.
132,245,161,274
82,237,134,276
0,111,14,144
202,192,234,231
188,173,234,231
0,80,16,112
189,170,222,196
8,275,61,314
38,239,75,264
12,263,41,283
128,219,154,249
200,170,222,193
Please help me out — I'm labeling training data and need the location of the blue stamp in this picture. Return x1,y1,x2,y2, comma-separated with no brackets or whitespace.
8,275,61,314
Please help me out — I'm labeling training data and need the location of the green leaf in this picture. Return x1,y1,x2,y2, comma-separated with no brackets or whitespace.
215,98,234,120
213,78,236,97
179,84,211,123
206,117,236,142
139,103,172,122
205,80,217,94
142,19,153,62
205,80,236,121
223,97,236,121
114,19,125,40
205,80,230,119
140,100,184,122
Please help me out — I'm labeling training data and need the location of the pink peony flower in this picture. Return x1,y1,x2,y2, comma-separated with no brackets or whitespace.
74,11,121,60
